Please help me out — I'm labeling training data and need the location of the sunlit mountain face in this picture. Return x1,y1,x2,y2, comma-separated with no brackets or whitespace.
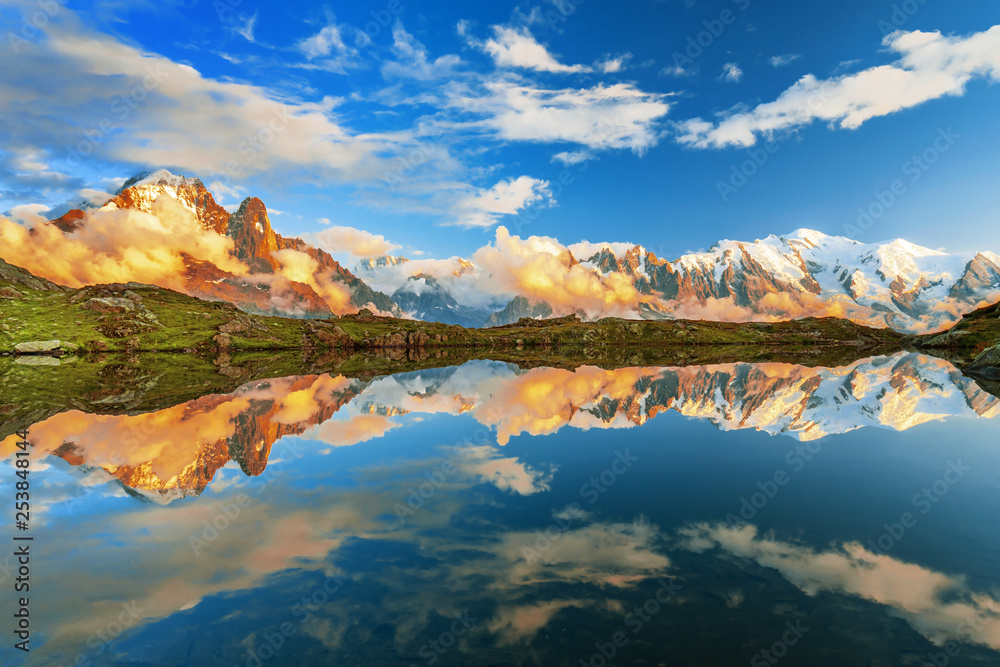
1,354,999,666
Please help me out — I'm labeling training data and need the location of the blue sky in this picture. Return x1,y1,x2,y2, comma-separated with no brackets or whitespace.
1,0,999,262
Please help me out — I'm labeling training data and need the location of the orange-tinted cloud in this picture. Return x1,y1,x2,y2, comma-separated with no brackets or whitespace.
474,226,654,320
0,196,246,291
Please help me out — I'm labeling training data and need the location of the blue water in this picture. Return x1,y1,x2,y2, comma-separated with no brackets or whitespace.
2,357,999,666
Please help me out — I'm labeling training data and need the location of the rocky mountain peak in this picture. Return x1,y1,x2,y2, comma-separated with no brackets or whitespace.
105,168,230,235
227,197,279,273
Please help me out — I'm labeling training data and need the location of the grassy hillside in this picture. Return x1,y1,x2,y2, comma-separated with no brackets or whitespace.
2,274,906,357
913,300,1000,353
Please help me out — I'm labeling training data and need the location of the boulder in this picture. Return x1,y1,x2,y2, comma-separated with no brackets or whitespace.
310,325,353,347
219,319,248,334
0,286,23,299
14,340,61,353
15,356,60,366
213,333,232,350
969,344,1000,371
82,297,135,314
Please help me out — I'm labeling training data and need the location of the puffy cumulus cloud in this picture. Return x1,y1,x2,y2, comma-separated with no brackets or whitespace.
303,413,402,448
472,366,663,445
678,25,1000,148
6,203,51,226
473,226,653,320
477,26,591,73
356,255,510,310
663,293,860,325
271,248,355,315
301,225,401,259
496,518,672,588
0,196,246,291
452,176,554,228
679,523,1000,651
0,195,372,316
457,444,553,495
568,239,640,261
448,80,673,153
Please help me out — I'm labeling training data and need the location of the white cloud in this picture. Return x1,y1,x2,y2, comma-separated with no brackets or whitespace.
79,188,113,207
295,18,361,73
720,62,743,82
597,53,632,73
660,64,694,77
681,523,1000,652
301,225,402,259
678,25,1000,148
235,12,257,43
207,181,247,206
0,12,404,187
450,80,672,153
452,176,553,228
6,204,50,226
478,26,591,73
552,150,592,165
382,23,462,80
769,53,801,67
567,240,639,261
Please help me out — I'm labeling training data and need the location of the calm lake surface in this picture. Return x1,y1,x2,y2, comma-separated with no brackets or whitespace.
3,352,1000,666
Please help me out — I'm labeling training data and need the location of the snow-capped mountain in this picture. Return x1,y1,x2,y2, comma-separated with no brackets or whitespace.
390,274,496,327
355,255,410,272
487,229,1000,331
48,170,401,318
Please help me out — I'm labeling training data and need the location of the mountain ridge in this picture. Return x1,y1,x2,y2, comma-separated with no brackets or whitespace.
46,170,401,319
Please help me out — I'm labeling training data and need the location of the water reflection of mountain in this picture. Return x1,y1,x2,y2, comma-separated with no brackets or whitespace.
3,353,997,501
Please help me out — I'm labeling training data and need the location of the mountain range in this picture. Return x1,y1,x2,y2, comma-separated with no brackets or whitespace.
360,231,1000,332
24,170,1000,331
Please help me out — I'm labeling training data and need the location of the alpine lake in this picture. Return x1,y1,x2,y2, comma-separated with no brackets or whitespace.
2,348,999,667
